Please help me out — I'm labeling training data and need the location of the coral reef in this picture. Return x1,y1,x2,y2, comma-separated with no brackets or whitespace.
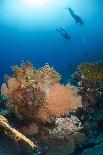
1,62,81,123
72,62,103,153
0,61,83,154
77,62,103,82
46,115,84,154
72,62,103,111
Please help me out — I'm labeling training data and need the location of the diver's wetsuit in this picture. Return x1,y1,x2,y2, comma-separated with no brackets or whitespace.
68,7,84,26
56,28,71,40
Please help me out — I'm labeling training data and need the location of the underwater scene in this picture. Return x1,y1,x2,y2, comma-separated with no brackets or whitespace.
0,0,103,154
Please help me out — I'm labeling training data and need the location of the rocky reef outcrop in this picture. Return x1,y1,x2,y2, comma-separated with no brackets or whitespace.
1,62,81,124
0,61,103,155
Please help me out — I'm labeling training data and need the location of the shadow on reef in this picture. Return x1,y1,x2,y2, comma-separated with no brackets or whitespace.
0,61,103,155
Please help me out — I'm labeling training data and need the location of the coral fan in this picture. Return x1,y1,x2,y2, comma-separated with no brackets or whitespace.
1,62,81,123
1,77,20,97
0,61,84,154
1,61,103,155
0,61,82,155
37,84,82,122
7,86,46,119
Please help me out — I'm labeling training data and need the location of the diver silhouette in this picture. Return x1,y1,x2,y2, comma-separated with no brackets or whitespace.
68,7,84,26
56,28,71,40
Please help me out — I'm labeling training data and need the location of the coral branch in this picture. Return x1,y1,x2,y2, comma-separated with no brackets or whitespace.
0,115,36,149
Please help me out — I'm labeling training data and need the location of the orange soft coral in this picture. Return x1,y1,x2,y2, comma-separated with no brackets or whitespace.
1,77,20,97
12,62,61,88
8,86,46,120
1,62,81,124
36,64,61,89
36,84,82,122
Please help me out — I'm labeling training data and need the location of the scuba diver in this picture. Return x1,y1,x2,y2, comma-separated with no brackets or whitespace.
68,7,84,26
56,28,71,40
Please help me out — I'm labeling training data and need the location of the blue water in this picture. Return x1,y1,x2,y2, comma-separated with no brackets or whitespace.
0,0,103,154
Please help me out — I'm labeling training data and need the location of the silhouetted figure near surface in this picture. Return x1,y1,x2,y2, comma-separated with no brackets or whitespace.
56,28,71,40
68,7,84,26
